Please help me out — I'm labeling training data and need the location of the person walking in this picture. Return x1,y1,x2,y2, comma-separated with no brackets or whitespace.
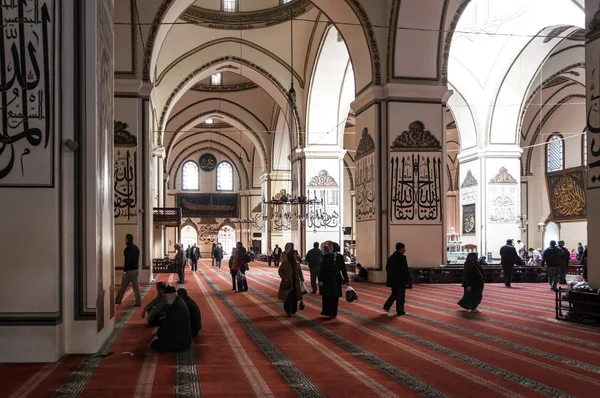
319,242,348,319
190,244,199,272
214,243,224,269
558,240,570,285
229,248,238,291
278,245,305,316
305,242,323,294
115,234,142,306
543,240,564,291
457,253,485,313
500,239,519,287
233,242,249,292
272,244,282,268
173,244,185,284
211,243,217,267
383,242,412,315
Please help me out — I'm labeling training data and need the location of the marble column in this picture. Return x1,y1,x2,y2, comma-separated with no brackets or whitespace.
351,84,450,282
585,0,600,287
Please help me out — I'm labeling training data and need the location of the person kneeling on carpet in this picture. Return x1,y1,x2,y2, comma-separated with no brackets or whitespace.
150,286,191,352
457,252,484,313
142,282,168,326
177,288,202,337
351,263,368,282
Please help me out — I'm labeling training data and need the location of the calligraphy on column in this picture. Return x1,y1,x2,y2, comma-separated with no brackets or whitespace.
114,149,137,221
355,128,376,222
0,0,53,186
306,170,340,231
487,167,517,224
389,121,442,224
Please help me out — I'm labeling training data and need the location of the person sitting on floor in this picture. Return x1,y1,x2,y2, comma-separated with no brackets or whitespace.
150,286,191,352
177,288,202,337
141,282,168,326
351,263,368,282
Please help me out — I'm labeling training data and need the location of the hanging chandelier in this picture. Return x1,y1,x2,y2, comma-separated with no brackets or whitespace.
262,189,323,231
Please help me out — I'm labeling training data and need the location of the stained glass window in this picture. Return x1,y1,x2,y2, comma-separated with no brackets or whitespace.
583,131,588,166
217,162,234,191
546,134,564,173
223,0,236,12
182,161,199,190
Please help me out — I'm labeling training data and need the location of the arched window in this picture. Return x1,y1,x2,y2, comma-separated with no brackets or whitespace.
546,134,564,173
222,0,236,12
216,162,234,191
583,130,588,166
182,161,199,190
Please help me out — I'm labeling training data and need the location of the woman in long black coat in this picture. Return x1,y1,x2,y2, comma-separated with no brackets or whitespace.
318,242,348,319
457,252,485,312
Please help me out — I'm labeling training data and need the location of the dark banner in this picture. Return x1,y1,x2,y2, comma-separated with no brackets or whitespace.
177,193,239,218
546,167,587,222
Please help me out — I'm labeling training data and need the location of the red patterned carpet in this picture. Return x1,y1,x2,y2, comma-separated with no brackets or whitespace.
3,261,600,397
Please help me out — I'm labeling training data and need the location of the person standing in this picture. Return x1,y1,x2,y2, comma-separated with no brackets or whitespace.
211,243,216,267
577,242,584,262
319,242,348,319
233,242,248,292
305,242,323,294
383,242,412,315
558,240,570,285
229,248,238,291
543,240,563,291
115,234,142,306
457,253,484,313
500,239,519,288
190,244,199,272
278,246,305,317
173,244,185,284
214,243,224,269
582,247,588,281
516,240,525,259
272,244,282,268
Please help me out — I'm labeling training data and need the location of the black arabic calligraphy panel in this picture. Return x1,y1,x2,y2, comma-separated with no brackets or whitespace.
462,204,476,235
114,149,137,223
356,154,375,222
0,0,54,187
390,154,443,224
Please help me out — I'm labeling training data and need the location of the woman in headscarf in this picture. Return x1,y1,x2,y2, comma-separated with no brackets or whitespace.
278,243,304,316
318,241,348,319
457,252,485,313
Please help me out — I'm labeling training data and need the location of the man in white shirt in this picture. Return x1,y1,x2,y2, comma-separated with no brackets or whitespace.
517,240,526,258
528,248,542,266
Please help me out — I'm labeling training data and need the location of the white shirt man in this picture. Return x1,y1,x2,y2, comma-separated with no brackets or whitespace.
528,248,542,266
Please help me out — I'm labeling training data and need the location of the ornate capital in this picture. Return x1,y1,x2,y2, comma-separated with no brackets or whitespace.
390,121,441,151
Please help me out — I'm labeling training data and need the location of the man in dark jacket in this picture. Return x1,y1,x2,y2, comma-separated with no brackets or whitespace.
115,234,142,306
178,288,202,337
352,263,368,282
191,244,200,272
558,240,569,285
499,239,519,288
142,282,168,326
273,245,282,268
214,244,224,268
383,242,412,315
150,286,191,352
305,242,324,294
543,240,563,291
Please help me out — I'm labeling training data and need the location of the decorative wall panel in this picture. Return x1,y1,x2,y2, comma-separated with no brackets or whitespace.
462,204,476,235
389,121,442,224
306,170,340,231
460,170,478,205
546,167,587,221
355,128,376,222
586,10,600,189
178,193,239,218
488,167,518,224
0,0,54,187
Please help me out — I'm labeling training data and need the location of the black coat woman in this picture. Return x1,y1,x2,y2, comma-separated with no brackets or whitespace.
318,242,348,319
457,252,485,312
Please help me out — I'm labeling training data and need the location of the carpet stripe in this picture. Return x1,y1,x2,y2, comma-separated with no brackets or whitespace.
8,363,60,398
223,276,402,398
242,274,523,398
51,282,154,397
192,271,275,398
255,273,573,398
175,347,200,397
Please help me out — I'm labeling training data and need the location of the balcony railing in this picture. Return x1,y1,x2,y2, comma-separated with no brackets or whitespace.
153,207,182,226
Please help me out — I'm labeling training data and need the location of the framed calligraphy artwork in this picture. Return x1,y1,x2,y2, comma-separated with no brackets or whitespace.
545,167,587,221
306,170,340,231
178,193,239,218
355,128,376,222
462,204,476,235
0,0,54,187
389,121,443,225
199,153,217,172
488,167,518,224
586,6,600,189
460,170,478,205
114,149,137,222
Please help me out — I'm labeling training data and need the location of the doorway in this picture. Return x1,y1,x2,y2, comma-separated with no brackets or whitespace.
181,225,197,250
218,226,236,257
544,222,560,249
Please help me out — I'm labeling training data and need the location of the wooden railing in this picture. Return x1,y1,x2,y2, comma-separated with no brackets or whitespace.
153,207,182,225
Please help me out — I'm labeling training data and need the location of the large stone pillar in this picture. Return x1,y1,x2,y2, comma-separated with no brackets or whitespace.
352,84,449,282
585,0,600,287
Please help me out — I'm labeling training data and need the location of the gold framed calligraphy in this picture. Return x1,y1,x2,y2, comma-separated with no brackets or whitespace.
545,167,587,222
389,121,443,224
355,128,376,222
0,0,54,187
